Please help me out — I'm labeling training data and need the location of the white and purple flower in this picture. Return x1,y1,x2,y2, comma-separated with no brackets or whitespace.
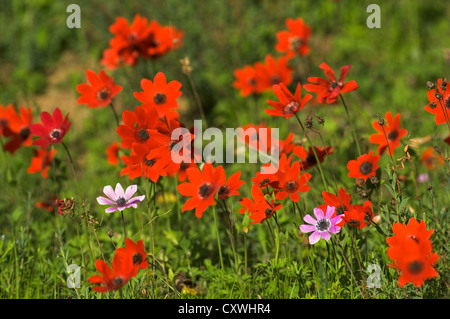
299,205,343,245
96,183,145,213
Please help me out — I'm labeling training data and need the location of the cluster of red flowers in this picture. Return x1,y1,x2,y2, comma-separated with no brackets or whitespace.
177,162,245,218
101,14,183,70
0,104,72,179
115,72,196,183
386,218,439,287
233,54,293,97
320,187,374,229
89,238,148,292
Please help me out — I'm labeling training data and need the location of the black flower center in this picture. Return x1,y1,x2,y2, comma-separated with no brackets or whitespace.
153,93,167,105
359,161,373,175
286,181,297,192
116,197,126,206
132,253,143,265
51,130,60,139
218,185,229,197
145,158,155,167
316,218,331,232
331,81,338,89
264,208,273,217
364,210,373,223
388,130,398,141
336,205,346,215
283,101,300,114
408,260,424,275
198,183,213,199
97,88,111,101
138,129,149,141
113,277,124,286
270,75,280,85
19,127,30,140
348,219,361,228
306,154,317,165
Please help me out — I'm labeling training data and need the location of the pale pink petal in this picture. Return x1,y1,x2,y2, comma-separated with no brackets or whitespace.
299,224,316,233
103,185,117,201
124,185,138,200
313,207,325,220
115,183,125,198
105,206,118,213
96,196,116,206
303,214,317,225
309,231,321,245
321,231,331,241
325,205,335,219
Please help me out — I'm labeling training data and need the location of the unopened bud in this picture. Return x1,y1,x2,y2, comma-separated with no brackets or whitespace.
426,81,435,90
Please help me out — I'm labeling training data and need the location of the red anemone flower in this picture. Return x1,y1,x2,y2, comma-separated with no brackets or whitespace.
106,141,121,166
386,217,439,287
116,105,159,149
218,171,245,200
2,106,33,154
134,72,182,117
27,148,57,178
76,70,122,108
89,254,135,293
30,108,71,149
424,77,450,126
346,151,380,182
322,187,353,225
293,145,333,170
342,205,367,229
115,238,149,277
233,65,259,97
239,184,282,225
274,154,311,202
265,83,312,118
303,63,359,104
254,54,293,92
120,141,166,182
420,147,444,170
275,18,311,57
177,162,226,218
369,111,407,156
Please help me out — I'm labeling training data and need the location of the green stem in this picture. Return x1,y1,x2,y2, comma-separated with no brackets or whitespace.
339,94,361,156
109,102,120,127
213,206,224,271
293,113,329,190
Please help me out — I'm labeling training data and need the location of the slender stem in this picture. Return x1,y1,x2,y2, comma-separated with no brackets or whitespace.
120,211,127,240
339,94,361,156
293,113,329,190
109,102,120,127
186,73,208,127
61,141,81,197
213,206,224,271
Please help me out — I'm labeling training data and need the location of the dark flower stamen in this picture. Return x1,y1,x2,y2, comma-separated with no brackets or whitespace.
138,129,149,141
348,219,361,228
198,183,213,199
218,185,229,197
286,181,297,192
116,197,126,206
316,218,331,232
408,261,424,275
359,161,373,175
97,88,111,101
132,253,143,265
153,93,167,105
113,277,124,286
388,130,398,141
19,127,30,140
